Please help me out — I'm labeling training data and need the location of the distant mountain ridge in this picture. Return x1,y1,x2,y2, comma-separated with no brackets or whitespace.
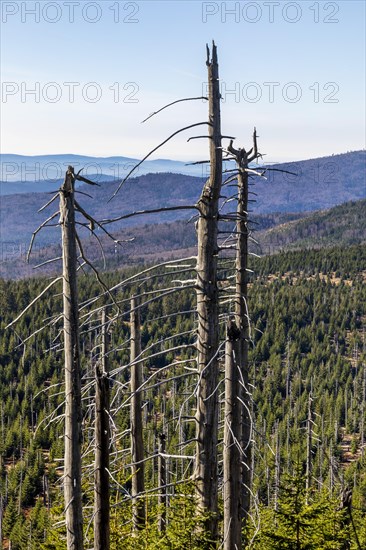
0,153,208,193
1,150,364,200
0,151,364,256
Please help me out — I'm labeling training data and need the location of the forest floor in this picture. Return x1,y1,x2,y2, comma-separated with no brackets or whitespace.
339,430,364,467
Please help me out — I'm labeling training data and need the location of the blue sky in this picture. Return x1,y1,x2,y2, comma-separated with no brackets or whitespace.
1,0,365,162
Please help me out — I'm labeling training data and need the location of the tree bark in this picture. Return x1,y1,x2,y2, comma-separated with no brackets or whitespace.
223,321,242,550
130,297,145,530
194,42,222,544
60,166,84,550
94,308,110,550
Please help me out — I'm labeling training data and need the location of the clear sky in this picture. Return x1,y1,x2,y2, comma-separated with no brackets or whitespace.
1,0,365,162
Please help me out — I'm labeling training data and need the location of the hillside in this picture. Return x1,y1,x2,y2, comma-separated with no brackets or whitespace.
257,199,366,253
1,199,366,279
0,212,304,279
253,149,365,213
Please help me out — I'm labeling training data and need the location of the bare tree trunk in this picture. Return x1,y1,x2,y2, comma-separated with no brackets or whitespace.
236,167,251,526
274,423,280,512
60,166,84,550
228,131,259,531
223,321,242,550
94,308,110,550
305,392,314,506
194,41,222,545
158,433,166,533
130,297,145,530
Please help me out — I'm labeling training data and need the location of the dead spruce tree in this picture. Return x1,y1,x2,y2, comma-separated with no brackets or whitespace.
103,42,236,545
6,164,121,549
226,133,260,529
220,130,265,549
223,319,242,550
60,166,114,549
60,166,84,550
94,308,110,550
194,43,222,544
130,297,145,531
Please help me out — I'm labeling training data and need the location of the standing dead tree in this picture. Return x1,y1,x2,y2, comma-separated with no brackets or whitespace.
7,164,120,550
194,42,222,545
222,131,261,544
158,432,167,533
60,166,85,550
94,308,110,550
130,297,145,531
305,391,314,501
223,319,242,550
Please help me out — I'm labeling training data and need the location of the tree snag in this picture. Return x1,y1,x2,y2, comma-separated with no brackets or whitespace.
194,42,222,544
223,319,242,550
130,297,145,530
94,308,110,550
228,130,260,535
158,432,167,533
60,166,84,550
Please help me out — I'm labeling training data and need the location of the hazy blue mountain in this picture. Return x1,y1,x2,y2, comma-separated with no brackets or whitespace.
0,151,364,255
0,151,364,201
0,153,209,193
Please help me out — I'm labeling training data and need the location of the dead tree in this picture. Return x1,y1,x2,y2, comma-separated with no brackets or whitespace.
60,166,84,550
194,42,222,543
130,297,145,530
158,433,167,533
223,319,242,550
94,308,110,550
227,131,260,529
274,424,280,512
305,392,313,500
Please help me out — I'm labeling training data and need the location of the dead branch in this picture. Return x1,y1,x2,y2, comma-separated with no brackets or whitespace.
38,193,59,213
27,211,59,262
6,277,62,329
75,232,119,312
101,205,198,225
108,122,211,201
33,256,62,269
141,96,208,123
